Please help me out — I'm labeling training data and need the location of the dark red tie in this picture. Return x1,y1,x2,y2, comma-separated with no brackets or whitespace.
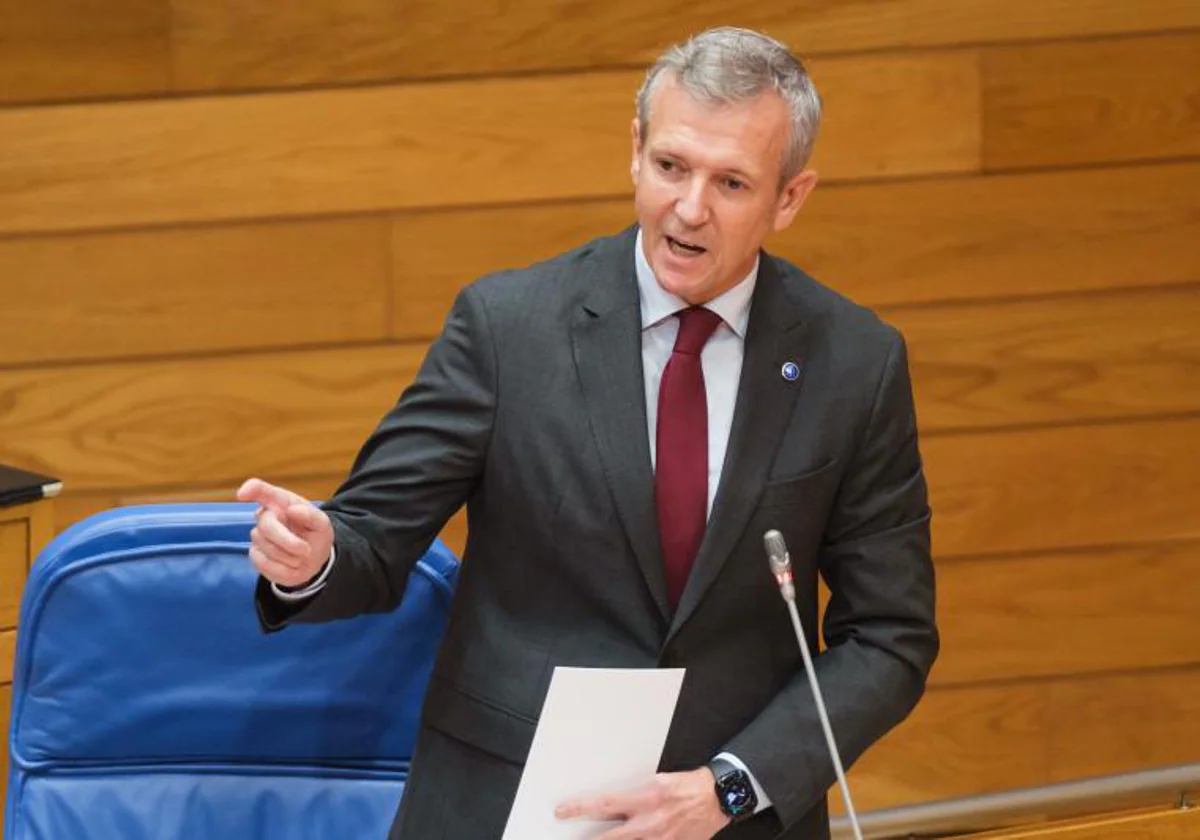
656,306,723,611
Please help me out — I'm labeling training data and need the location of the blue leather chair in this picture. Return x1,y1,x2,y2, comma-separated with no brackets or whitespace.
5,504,457,840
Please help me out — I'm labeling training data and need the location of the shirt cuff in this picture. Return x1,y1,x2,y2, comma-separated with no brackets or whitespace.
716,751,773,813
270,545,336,603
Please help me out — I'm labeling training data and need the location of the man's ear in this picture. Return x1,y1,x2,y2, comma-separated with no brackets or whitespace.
630,117,642,184
772,169,819,232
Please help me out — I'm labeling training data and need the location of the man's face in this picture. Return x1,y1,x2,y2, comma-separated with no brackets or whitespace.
632,74,818,305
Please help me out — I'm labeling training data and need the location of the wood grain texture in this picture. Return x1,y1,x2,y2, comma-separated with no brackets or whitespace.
391,161,1200,335
0,684,8,815
807,50,981,180
0,519,27,629
0,74,628,236
0,52,978,236
927,417,1200,558
26,500,55,573
933,541,1200,685
897,285,1200,431
0,345,424,491
847,677,1047,808
0,0,169,104
0,218,391,366
0,627,13,684
984,32,1200,171
846,666,1200,810
1046,667,1200,783
169,0,1200,92
790,161,1200,307
970,807,1200,839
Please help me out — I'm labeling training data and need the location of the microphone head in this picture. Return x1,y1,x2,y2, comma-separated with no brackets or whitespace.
763,529,790,574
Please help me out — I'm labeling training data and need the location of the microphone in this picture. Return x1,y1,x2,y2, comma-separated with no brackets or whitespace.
763,529,796,602
762,530,864,840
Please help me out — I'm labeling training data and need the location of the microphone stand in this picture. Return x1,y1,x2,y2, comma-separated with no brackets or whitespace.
764,529,864,840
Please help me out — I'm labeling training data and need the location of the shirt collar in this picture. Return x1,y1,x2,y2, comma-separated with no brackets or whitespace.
634,228,757,338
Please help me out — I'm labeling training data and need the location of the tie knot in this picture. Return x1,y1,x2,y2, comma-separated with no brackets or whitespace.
672,307,723,356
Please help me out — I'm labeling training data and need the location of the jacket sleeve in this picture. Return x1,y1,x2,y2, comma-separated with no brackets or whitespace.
256,285,497,631
723,330,939,829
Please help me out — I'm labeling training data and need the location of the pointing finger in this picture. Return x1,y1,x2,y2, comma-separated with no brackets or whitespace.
236,478,267,504
237,478,306,516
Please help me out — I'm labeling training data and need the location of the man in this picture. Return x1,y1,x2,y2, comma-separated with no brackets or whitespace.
241,26,938,840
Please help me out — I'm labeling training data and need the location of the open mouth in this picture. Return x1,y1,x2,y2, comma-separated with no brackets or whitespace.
666,235,707,257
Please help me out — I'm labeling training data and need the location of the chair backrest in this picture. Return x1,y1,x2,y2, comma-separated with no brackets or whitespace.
5,503,457,840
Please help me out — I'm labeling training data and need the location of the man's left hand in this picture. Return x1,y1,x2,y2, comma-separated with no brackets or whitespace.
555,768,731,839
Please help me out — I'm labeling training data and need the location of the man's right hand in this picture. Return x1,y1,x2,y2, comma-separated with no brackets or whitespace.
237,478,334,589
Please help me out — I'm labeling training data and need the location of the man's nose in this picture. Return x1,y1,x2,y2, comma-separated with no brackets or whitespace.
674,179,710,227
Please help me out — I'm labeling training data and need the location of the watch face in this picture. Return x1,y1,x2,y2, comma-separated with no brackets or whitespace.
719,771,756,817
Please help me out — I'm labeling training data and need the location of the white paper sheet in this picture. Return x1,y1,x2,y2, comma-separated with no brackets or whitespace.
501,666,686,839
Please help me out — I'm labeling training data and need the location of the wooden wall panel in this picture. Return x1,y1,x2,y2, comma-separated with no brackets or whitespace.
0,218,391,366
169,0,1200,93
0,0,169,105
0,685,9,808
848,677,1048,808
846,666,1200,810
897,285,1200,431
0,345,422,491
0,519,26,628
1,628,13,682
970,808,1200,840
392,161,1200,336
0,52,979,236
984,32,1200,170
1045,666,1200,782
791,161,1200,307
806,50,980,180
1,631,12,817
933,541,1200,685
927,417,1200,558
0,75,629,236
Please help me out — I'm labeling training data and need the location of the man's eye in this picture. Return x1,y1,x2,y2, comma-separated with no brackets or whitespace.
657,159,676,172
725,177,745,191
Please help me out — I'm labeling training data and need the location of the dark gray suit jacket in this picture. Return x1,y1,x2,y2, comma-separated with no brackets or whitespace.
258,226,938,839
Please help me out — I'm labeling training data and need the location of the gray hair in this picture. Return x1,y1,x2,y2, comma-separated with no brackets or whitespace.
635,27,822,186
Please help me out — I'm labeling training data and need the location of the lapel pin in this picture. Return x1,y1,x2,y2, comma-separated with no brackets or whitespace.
781,361,801,382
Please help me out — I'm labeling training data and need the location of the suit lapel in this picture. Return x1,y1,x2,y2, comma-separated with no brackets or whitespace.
571,228,671,622
667,255,810,641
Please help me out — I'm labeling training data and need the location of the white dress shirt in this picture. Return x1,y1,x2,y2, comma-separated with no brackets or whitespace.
635,229,756,515
274,228,773,812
